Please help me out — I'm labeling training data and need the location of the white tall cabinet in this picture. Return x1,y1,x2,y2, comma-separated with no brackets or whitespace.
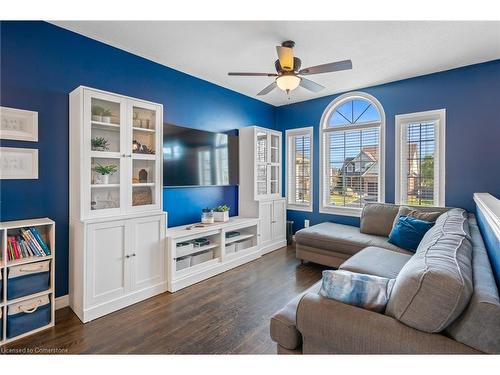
69,86,167,323
239,126,286,254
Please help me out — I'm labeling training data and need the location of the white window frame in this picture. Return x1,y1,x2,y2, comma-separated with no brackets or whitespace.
395,109,446,207
319,92,386,217
286,126,314,212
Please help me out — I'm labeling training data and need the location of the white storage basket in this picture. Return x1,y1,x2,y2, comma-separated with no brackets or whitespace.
191,250,214,265
176,242,194,258
225,243,236,254
236,238,253,252
176,256,192,271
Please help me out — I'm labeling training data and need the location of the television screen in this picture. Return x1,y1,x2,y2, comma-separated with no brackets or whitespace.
163,124,239,187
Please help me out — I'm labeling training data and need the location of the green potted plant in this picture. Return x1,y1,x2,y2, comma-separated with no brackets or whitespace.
91,137,110,152
214,204,230,222
94,163,118,185
91,105,105,122
101,108,113,123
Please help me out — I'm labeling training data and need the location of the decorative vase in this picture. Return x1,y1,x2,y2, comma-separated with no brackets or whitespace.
214,211,229,222
92,115,102,122
95,174,109,185
102,116,111,123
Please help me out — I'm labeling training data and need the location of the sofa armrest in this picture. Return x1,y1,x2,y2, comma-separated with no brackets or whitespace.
296,292,479,354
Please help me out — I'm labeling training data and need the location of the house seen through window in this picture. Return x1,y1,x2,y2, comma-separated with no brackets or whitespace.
286,127,313,211
320,92,385,215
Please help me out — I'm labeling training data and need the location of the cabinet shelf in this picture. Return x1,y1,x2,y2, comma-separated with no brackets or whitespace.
132,126,155,133
132,153,156,160
91,121,121,131
132,182,155,187
7,255,53,267
91,184,120,188
90,151,121,159
225,233,255,244
6,289,52,306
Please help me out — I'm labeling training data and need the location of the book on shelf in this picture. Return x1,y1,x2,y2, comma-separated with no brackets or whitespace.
7,227,51,261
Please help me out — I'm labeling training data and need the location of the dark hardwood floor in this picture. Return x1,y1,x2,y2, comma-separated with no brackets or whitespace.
2,246,325,354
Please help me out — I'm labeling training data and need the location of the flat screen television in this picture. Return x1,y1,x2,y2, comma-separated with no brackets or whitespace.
163,124,239,187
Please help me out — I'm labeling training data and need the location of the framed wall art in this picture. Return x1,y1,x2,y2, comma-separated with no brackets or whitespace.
0,106,38,141
0,147,39,179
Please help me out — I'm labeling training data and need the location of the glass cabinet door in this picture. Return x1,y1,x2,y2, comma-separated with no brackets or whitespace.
130,103,160,210
270,133,280,195
89,94,125,214
256,130,269,197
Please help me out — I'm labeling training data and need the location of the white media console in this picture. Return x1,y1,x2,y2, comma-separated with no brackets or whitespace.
165,217,260,292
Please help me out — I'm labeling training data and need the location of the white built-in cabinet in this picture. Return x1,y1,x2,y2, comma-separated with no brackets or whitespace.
69,87,167,323
239,126,286,254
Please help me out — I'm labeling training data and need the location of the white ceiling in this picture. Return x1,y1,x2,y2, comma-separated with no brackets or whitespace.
52,21,500,106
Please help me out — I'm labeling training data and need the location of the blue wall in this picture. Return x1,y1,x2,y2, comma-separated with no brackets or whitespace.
0,21,274,297
1,20,499,298
275,60,500,233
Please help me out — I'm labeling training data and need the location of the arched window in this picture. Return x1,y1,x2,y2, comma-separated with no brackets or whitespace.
319,92,385,216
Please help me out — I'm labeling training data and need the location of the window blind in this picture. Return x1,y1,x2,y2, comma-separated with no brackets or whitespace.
286,128,313,210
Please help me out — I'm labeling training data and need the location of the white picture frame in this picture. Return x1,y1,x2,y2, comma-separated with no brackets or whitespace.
0,106,38,141
0,147,39,179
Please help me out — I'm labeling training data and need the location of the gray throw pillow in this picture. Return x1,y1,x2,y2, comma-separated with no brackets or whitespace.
392,206,442,230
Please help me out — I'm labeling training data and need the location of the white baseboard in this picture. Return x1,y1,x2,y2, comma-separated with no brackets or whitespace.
55,294,69,310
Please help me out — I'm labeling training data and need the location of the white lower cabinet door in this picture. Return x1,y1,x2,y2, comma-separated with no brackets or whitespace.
86,220,129,307
130,214,165,291
259,200,273,247
272,199,286,241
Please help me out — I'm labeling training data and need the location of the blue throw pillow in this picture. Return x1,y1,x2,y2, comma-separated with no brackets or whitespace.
388,215,434,252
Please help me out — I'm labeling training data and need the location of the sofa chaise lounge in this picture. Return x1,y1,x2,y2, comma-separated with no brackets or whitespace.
270,203,500,354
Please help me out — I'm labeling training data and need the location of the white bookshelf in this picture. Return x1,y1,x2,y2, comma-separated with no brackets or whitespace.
0,217,55,345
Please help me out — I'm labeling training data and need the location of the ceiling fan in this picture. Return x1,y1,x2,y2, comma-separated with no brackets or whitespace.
228,40,352,96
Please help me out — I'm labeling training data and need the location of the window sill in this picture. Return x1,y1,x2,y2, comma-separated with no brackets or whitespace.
287,204,313,212
319,206,362,217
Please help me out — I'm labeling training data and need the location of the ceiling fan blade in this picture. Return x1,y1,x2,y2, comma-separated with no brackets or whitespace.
299,59,352,75
228,72,278,77
276,46,294,71
299,77,325,93
257,81,277,96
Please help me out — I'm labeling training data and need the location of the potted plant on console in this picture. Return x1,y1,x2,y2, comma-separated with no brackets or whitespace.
214,204,230,222
94,163,118,185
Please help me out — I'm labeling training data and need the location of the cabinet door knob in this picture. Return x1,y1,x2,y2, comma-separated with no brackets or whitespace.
127,154,132,158
121,154,126,157
125,255,130,259
132,253,137,257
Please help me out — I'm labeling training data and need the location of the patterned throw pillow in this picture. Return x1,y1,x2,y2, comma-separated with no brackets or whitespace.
319,270,396,313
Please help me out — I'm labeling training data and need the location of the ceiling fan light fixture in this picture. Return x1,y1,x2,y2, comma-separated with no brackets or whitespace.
276,74,301,92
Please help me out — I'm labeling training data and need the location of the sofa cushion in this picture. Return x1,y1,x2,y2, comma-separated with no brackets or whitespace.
320,270,395,313
340,246,412,278
392,206,444,229
386,209,474,333
446,214,500,353
295,222,411,257
360,203,400,237
270,281,321,350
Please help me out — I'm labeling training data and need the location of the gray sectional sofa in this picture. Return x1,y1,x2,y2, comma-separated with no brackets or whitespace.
270,203,500,354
